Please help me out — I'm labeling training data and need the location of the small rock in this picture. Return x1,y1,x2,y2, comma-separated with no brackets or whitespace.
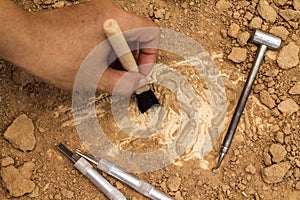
115,181,124,189
265,51,278,60
257,0,278,23
263,152,273,166
270,125,280,132
1,166,35,197
265,68,279,77
237,31,251,46
52,1,65,8
277,42,299,70
294,0,300,10
275,132,284,143
61,188,74,199
249,17,263,29
1,157,14,167
269,26,289,40
254,83,265,93
175,191,184,200
282,122,291,135
262,162,291,184
274,0,288,6
245,12,254,20
289,82,300,95
271,108,281,117
279,9,300,21
154,8,165,19
166,176,181,191
269,144,287,163
216,0,233,11
296,182,300,190
228,47,247,63
180,1,188,9
4,114,36,152
228,23,240,38
245,164,256,174
160,181,168,193
278,98,299,116
260,90,276,109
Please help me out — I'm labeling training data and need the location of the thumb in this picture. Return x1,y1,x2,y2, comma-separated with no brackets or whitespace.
98,67,147,96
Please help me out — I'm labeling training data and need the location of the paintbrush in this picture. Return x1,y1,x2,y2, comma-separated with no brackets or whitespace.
103,19,160,113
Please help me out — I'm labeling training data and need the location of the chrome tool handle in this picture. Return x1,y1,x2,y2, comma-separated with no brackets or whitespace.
75,158,127,200
98,158,173,200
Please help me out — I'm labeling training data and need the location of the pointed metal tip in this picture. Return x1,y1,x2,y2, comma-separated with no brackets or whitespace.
56,143,79,163
211,166,219,173
75,149,98,165
211,152,226,173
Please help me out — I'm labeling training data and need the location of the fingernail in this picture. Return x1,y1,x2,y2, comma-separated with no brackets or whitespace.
138,78,147,88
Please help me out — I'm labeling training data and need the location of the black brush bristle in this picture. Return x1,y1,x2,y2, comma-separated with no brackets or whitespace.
136,89,160,113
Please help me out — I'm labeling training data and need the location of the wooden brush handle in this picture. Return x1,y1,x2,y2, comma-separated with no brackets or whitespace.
103,19,150,94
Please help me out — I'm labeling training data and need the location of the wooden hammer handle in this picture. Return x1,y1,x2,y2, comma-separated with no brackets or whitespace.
103,19,150,94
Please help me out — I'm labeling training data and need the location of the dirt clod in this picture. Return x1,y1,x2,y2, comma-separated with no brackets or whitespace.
260,90,276,109
275,131,285,144
166,176,181,192
4,114,36,152
294,0,300,10
263,152,273,166
289,82,300,95
237,32,251,46
269,144,287,163
228,23,240,38
245,163,256,174
61,188,74,199
269,26,289,40
154,8,166,19
216,0,233,11
257,0,278,23
277,42,299,70
249,17,263,29
279,9,300,21
278,98,299,116
262,162,291,184
1,165,35,197
228,47,247,63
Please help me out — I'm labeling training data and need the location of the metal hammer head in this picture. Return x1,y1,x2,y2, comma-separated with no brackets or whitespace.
252,29,281,50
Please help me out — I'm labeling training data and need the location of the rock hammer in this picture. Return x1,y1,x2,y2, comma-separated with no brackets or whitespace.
212,29,281,172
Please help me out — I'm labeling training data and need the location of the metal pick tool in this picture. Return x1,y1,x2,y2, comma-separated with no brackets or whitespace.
75,149,173,200
56,143,127,200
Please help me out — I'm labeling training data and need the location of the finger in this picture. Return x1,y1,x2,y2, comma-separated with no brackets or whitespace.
97,67,147,96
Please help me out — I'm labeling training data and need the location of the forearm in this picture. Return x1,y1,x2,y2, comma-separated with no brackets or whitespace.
0,0,33,66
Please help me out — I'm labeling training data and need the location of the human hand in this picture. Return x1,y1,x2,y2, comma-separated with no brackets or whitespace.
4,0,159,95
